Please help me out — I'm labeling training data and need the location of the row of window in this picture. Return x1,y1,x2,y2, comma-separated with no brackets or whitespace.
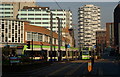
26,32,67,46
0,8,13,10
1,23,23,30
27,32,43,41
21,18,66,20
19,13,66,16
0,4,13,5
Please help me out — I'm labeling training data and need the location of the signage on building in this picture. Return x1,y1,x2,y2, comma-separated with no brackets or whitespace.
10,57,20,63
17,46,24,49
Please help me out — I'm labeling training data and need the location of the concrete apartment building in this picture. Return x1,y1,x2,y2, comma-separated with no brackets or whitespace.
17,6,72,33
78,4,101,48
96,29,106,53
0,18,25,47
0,2,36,19
106,23,114,48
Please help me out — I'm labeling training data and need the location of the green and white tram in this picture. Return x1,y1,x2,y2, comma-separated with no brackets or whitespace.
81,47,91,60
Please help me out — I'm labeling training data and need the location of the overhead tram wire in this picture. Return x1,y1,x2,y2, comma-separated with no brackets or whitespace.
53,0,63,10
53,0,67,14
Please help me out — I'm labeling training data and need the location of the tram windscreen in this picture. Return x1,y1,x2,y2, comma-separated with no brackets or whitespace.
82,51,89,55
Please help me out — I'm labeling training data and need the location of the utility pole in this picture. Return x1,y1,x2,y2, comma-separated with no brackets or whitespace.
57,17,61,61
32,32,33,57
50,12,53,62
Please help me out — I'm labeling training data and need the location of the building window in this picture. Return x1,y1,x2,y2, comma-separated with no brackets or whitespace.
57,14,63,16
33,33,38,41
21,26,23,30
5,12,11,14
18,37,20,42
28,18,34,20
42,14,48,16
5,37,7,42
27,32,31,41
21,34,23,38
35,22,41,24
2,24,4,29
12,29,14,34
12,37,14,42
5,28,7,33
35,14,41,16
44,35,48,42
28,14,34,15
38,33,42,41
21,18,27,20
42,18,49,20
15,33,17,38
15,25,17,30
35,18,41,20
18,29,20,34
42,22,49,24
9,25,11,29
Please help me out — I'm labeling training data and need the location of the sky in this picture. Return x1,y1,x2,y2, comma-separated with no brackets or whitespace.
2,0,120,2
36,2,118,47
36,0,120,2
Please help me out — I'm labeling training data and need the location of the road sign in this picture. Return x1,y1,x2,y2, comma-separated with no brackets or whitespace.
67,45,70,48
93,45,96,49
88,61,92,72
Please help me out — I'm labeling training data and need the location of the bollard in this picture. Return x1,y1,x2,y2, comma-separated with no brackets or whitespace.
88,61,92,72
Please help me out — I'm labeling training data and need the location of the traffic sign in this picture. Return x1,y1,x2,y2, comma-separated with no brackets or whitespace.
67,45,70,48
93,45,96,48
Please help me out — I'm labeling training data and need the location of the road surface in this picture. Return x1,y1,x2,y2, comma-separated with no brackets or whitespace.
2,53,120,77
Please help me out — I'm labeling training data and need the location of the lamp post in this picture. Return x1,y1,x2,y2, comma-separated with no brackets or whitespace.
56,17,61,61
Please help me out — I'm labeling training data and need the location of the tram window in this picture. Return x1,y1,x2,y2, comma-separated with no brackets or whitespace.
49,51,57,57
62,51,66,57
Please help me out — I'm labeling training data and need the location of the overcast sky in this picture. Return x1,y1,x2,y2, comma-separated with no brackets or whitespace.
36,2,118,47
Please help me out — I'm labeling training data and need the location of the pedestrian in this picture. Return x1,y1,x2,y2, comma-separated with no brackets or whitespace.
91,56,94,66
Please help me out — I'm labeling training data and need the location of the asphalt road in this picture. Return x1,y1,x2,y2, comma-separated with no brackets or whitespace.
2,53,120,77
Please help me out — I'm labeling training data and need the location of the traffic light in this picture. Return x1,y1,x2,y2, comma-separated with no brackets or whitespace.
27,41,30,49
65,44,67,49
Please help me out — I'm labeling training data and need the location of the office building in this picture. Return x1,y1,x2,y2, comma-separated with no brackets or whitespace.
0,18,25,46
114,2,120,54
96,29,106,53
17,6,72,33
106,23,114,48
0,2,36,19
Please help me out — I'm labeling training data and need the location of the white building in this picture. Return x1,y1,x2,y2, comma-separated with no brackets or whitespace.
17,6,72,33
0,2,36,19
78,4,101,48
0,18,25,45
